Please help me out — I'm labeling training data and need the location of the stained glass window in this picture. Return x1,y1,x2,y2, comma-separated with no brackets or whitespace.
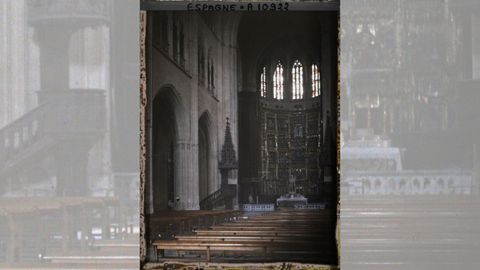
312,64,321,97
273,62,284,100
292,60,304,99
260,66,267,97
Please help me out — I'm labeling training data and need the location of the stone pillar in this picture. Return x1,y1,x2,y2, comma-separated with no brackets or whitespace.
34,26,72,95
174,140,199,210
461,12,473,80
238,91,260,203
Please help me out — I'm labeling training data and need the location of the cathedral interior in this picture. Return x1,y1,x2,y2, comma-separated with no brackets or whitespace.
3,0,480,268
143,11,339,265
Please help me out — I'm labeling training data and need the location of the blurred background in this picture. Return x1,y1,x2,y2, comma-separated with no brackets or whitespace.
341,0,480,269
0,0,139,268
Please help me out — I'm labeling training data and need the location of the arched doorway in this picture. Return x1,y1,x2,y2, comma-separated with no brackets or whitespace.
152,88,178,212
198,112,211,201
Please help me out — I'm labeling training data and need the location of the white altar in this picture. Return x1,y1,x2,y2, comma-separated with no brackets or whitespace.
276,193,308,207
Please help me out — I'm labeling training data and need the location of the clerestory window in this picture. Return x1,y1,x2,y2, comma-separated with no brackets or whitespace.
292,60,304,100
273,62,284,100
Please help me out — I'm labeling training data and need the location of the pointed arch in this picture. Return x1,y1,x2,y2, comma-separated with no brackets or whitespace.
198,111,215,201
151,85,185,212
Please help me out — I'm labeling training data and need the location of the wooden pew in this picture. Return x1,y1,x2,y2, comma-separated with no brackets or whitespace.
147,210,240,239
209,225,330,231
194,229,325,237
152,240,327,262
151,209,336,263
175,235,334,242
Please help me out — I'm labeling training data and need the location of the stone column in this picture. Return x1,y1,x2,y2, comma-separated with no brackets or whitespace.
238,91,260,203
174,140,199,210
461,12,473,80
34,26,72,95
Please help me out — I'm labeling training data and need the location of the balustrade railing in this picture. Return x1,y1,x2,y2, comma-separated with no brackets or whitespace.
241,203,275,212
343,170,474,195
0,89,106,172
199,188,224,210
0,104,46,167
199,185,236,210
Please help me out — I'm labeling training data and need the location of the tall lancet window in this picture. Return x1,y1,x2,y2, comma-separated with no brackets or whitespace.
198,42,205,85
260,66,267,98
292,60,304,99
179,24,185,66
273,62,284,100
312,64,321,97
172,21,178,61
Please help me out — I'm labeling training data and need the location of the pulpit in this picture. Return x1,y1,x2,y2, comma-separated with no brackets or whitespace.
219,118,238,210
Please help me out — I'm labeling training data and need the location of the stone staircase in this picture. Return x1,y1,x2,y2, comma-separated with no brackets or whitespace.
199,185,236,210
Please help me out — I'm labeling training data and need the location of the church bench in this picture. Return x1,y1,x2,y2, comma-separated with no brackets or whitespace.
175,235,333,242
240,214,330,219
194,229,326,237
148,210,239,221
237,215,329,219
230,221,332,226
236,213,324,218
152,240,325,262
213,222,330,228
149,209,336,263
256,210,327,215
231,223,332,228
147,210,240,238
233,218,332,222
152,240,269,260
238,213,330,219
246,215,329,219
208,227,333,235
243,220,333,225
